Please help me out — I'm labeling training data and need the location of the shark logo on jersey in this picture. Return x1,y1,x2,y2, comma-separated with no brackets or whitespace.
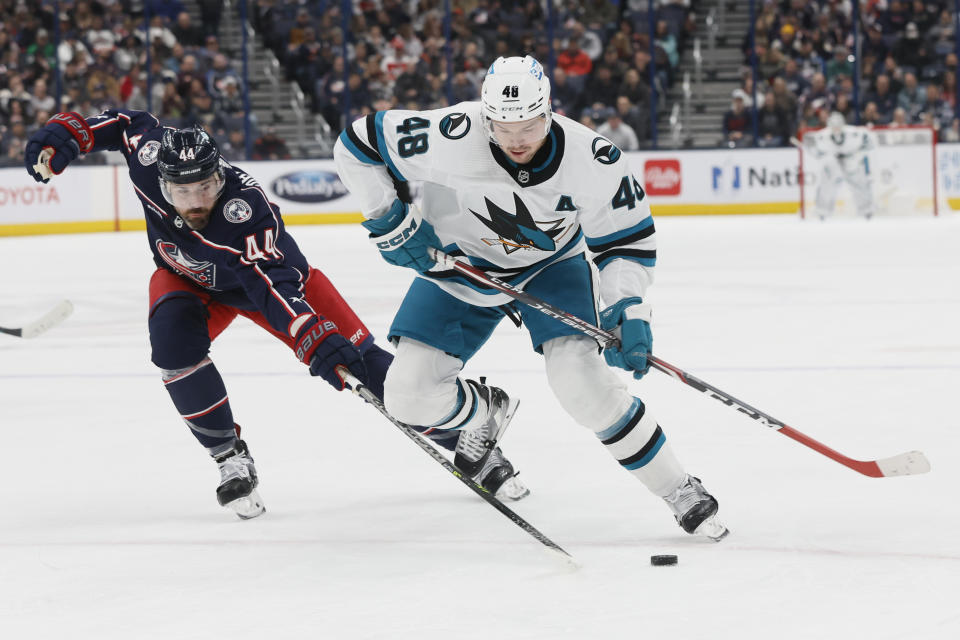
138,140,161,166
591,137,621,165
156,240,216,287
470,193,567,254
223,198,253,223
439,113,471,140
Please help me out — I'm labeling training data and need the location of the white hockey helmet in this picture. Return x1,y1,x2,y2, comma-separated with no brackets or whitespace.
480,55,552,144
827,111,845,132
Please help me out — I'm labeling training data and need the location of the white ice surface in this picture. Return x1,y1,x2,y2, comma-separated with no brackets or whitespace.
1,214,958,639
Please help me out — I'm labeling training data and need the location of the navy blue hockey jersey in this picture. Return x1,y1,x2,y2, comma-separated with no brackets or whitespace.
87,109,316,337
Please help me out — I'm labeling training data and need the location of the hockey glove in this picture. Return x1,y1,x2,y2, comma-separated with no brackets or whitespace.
361,199,440,272
599,297,653,380
24,112,95,183
294,315,368,391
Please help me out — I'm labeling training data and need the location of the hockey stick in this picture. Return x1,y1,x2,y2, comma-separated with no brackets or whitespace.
427,248,930,479
0,300,74,338
335,366,577,565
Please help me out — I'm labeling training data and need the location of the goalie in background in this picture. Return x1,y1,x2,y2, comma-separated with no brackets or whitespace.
804,111,877,219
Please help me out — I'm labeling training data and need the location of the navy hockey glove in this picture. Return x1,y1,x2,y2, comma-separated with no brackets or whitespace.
361,199,440,272
599,297,653,380
294,315,368,391
24,112,95,183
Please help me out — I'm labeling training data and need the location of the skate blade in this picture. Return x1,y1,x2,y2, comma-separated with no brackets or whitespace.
225,489,266,520
495,476,531,502
694,514,729,542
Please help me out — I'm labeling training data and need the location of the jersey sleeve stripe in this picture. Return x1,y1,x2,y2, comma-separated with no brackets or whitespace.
593,248,657,269
253,264,298,317
339,126,383,165
374,110,407,182
586,218,655,252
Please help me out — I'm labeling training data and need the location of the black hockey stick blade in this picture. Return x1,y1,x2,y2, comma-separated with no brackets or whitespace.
426,248,930,479
0,300,74,338
336,366,578,567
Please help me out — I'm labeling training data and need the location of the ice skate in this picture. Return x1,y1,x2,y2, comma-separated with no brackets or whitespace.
663,475,728,541
454,380,528,500
214,439,265,519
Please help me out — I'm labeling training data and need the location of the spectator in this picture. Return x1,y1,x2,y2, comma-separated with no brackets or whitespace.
756,90,789,147
861,24,889,63
617,68,649,110
614,95,649,144
722,94,752,148
550,67,583,120
891,22,933,74
916,83,954,131
171,11,204,48
567,22,603,63
941,71,957,110
205,53,241,98
26,28,57,70
889,107,910,127
864,75,897,123
136,15,177,52
825,46,853,85
584,65,619,109
596,107,639,151
252,126,292,160
220,128,247,162
58,31,94,69
556,38,593,85
778,58,809,99
29,78,56,116
771,77,798,133
450,71,478,103
897,72,925,119
862,101,882,127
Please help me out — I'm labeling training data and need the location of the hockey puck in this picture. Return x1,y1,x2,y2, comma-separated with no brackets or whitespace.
650,554,678,566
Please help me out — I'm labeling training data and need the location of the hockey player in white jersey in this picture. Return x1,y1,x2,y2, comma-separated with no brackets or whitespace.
806,112,877,219
334,55,728,540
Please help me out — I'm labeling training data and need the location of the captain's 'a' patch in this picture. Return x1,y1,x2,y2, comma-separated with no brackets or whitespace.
555,195,576,211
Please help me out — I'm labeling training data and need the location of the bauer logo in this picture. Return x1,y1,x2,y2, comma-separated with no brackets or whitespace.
644,159,681,196
270,171,348,203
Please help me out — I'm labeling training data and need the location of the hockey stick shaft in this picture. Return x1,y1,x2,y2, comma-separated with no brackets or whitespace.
0,300,74,338
427,248,929,478
336,366,576,563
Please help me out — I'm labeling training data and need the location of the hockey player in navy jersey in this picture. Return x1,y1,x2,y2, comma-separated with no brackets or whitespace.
23,109,528,518
334,56,728,540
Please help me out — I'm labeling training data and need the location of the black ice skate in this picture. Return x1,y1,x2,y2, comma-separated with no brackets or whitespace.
214,439,265,519
454,380,529,501
662,475,728,541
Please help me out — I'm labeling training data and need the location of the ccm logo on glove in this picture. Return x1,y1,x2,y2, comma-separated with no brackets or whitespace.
375,216,421,250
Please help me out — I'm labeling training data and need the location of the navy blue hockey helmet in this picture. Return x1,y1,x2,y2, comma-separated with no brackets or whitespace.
157,124,223,185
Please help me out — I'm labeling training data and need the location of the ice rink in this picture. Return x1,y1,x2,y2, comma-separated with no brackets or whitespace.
1,214,958,639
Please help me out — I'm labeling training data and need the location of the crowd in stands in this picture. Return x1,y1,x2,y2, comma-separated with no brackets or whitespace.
8,0,954,162
0,0,288,167
726,0,958,147
251,0,699,150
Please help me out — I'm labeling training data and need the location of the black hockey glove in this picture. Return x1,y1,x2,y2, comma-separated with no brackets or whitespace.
24,112,95,183
294,315,368,391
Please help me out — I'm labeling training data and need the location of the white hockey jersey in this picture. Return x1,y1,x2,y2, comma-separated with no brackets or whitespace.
805,124,876,164
333,102,655,308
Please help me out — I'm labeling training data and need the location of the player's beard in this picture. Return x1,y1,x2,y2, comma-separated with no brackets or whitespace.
180,207,212,230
